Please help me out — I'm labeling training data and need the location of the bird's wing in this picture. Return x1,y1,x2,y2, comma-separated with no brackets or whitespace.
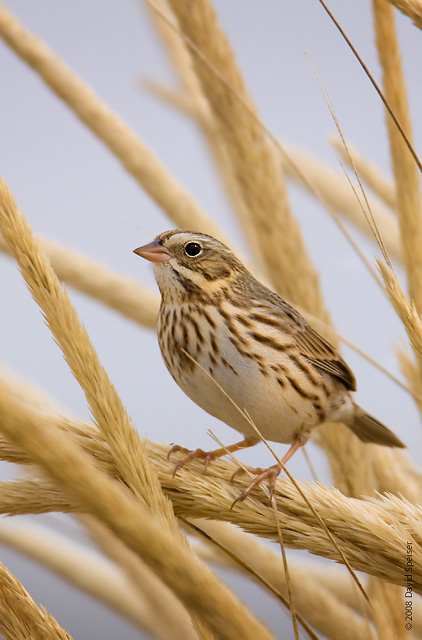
294,326,357,391
254,292,357,391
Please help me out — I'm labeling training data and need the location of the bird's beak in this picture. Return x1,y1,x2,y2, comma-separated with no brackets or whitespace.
133,239,171,263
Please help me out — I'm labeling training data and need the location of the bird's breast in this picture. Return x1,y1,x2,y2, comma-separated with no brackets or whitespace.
157,303,346,443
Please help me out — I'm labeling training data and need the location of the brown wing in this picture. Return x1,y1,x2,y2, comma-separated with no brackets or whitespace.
281,299,356,391
249,288,357,391
294,324,357,391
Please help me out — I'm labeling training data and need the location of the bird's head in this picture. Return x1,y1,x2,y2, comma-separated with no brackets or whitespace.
133,229,246,302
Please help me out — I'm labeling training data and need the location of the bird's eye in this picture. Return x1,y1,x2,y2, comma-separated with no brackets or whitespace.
184,242,202,257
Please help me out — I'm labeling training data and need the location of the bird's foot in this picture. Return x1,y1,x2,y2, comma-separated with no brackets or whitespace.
167,437,259,476
231,463,282,508
168,445,218,475
230,437,306,507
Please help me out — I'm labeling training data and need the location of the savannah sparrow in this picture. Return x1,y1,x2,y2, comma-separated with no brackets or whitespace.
134,230,405,502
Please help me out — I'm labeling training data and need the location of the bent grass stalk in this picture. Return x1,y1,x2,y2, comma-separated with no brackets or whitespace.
186,519,375,640
329,136,397,211
0,430,422,591
0,176,266,640
0,5,227,245
138,348,372,606
0,177,174,528
0,386,275,640
0,518,192,640
0,560,73,640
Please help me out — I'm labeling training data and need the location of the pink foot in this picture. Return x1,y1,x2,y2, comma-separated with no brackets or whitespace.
231,463,282,508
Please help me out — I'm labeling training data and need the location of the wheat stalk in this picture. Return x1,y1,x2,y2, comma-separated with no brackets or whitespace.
0,405,421,594
166,0,327,320
0,517,194,640
0,176,176,527
0,4,226,243
81,516,198,640
0,560,73,640
186,519,377,640
396,347,422,419
0,385,275,640
279,143,401,260
0,233,160,327
373,0,422,313
387,0,422,29
378,260,422,375
0,462,421,592
329,136,396,211
145,0,270,272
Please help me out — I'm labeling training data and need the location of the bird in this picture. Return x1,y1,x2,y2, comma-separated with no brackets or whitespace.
134,229,405,503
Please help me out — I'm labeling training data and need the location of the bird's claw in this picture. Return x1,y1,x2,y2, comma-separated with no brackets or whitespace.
167,444,190,461
203,453,216,473
168,446,213,476
230,491,247,510
230,467,245,484
230,463,282,508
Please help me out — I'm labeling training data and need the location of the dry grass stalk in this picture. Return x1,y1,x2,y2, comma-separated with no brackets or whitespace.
0,388,275,640
301,559,422,635
0,233,160,327
312,424,378,498
397,346,422,419
0,176,175,528
280,143,402,261
271,501,300,640
367,578,405,640
0,518,194,640
371,446,422,503
166,0,327,320
387,0,422,29
288,561,371,613
316,422,421,503
0,466,421,592
307,560,422,637
329,136,397,211
0,560,72,640
0,365,65,414
378,260,422,377
0,5,227,242
0,367,409,638
0,177,219,640
187,519,376,640
81,516,198,640
145,66,403,267
0,408,421,592
145,0,267,269
373,0,422,315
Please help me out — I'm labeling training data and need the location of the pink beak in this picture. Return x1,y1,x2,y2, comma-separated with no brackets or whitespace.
133,239,171,263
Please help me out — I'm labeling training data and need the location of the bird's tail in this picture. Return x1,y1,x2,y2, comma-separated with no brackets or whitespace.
349,405,405,448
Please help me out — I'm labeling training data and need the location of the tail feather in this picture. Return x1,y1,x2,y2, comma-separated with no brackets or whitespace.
349,405,405,448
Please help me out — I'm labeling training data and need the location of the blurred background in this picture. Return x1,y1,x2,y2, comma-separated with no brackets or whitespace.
0,1,421,638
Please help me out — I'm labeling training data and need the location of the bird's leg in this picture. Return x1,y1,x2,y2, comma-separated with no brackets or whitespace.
231,437,304,507
168,437,259,475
